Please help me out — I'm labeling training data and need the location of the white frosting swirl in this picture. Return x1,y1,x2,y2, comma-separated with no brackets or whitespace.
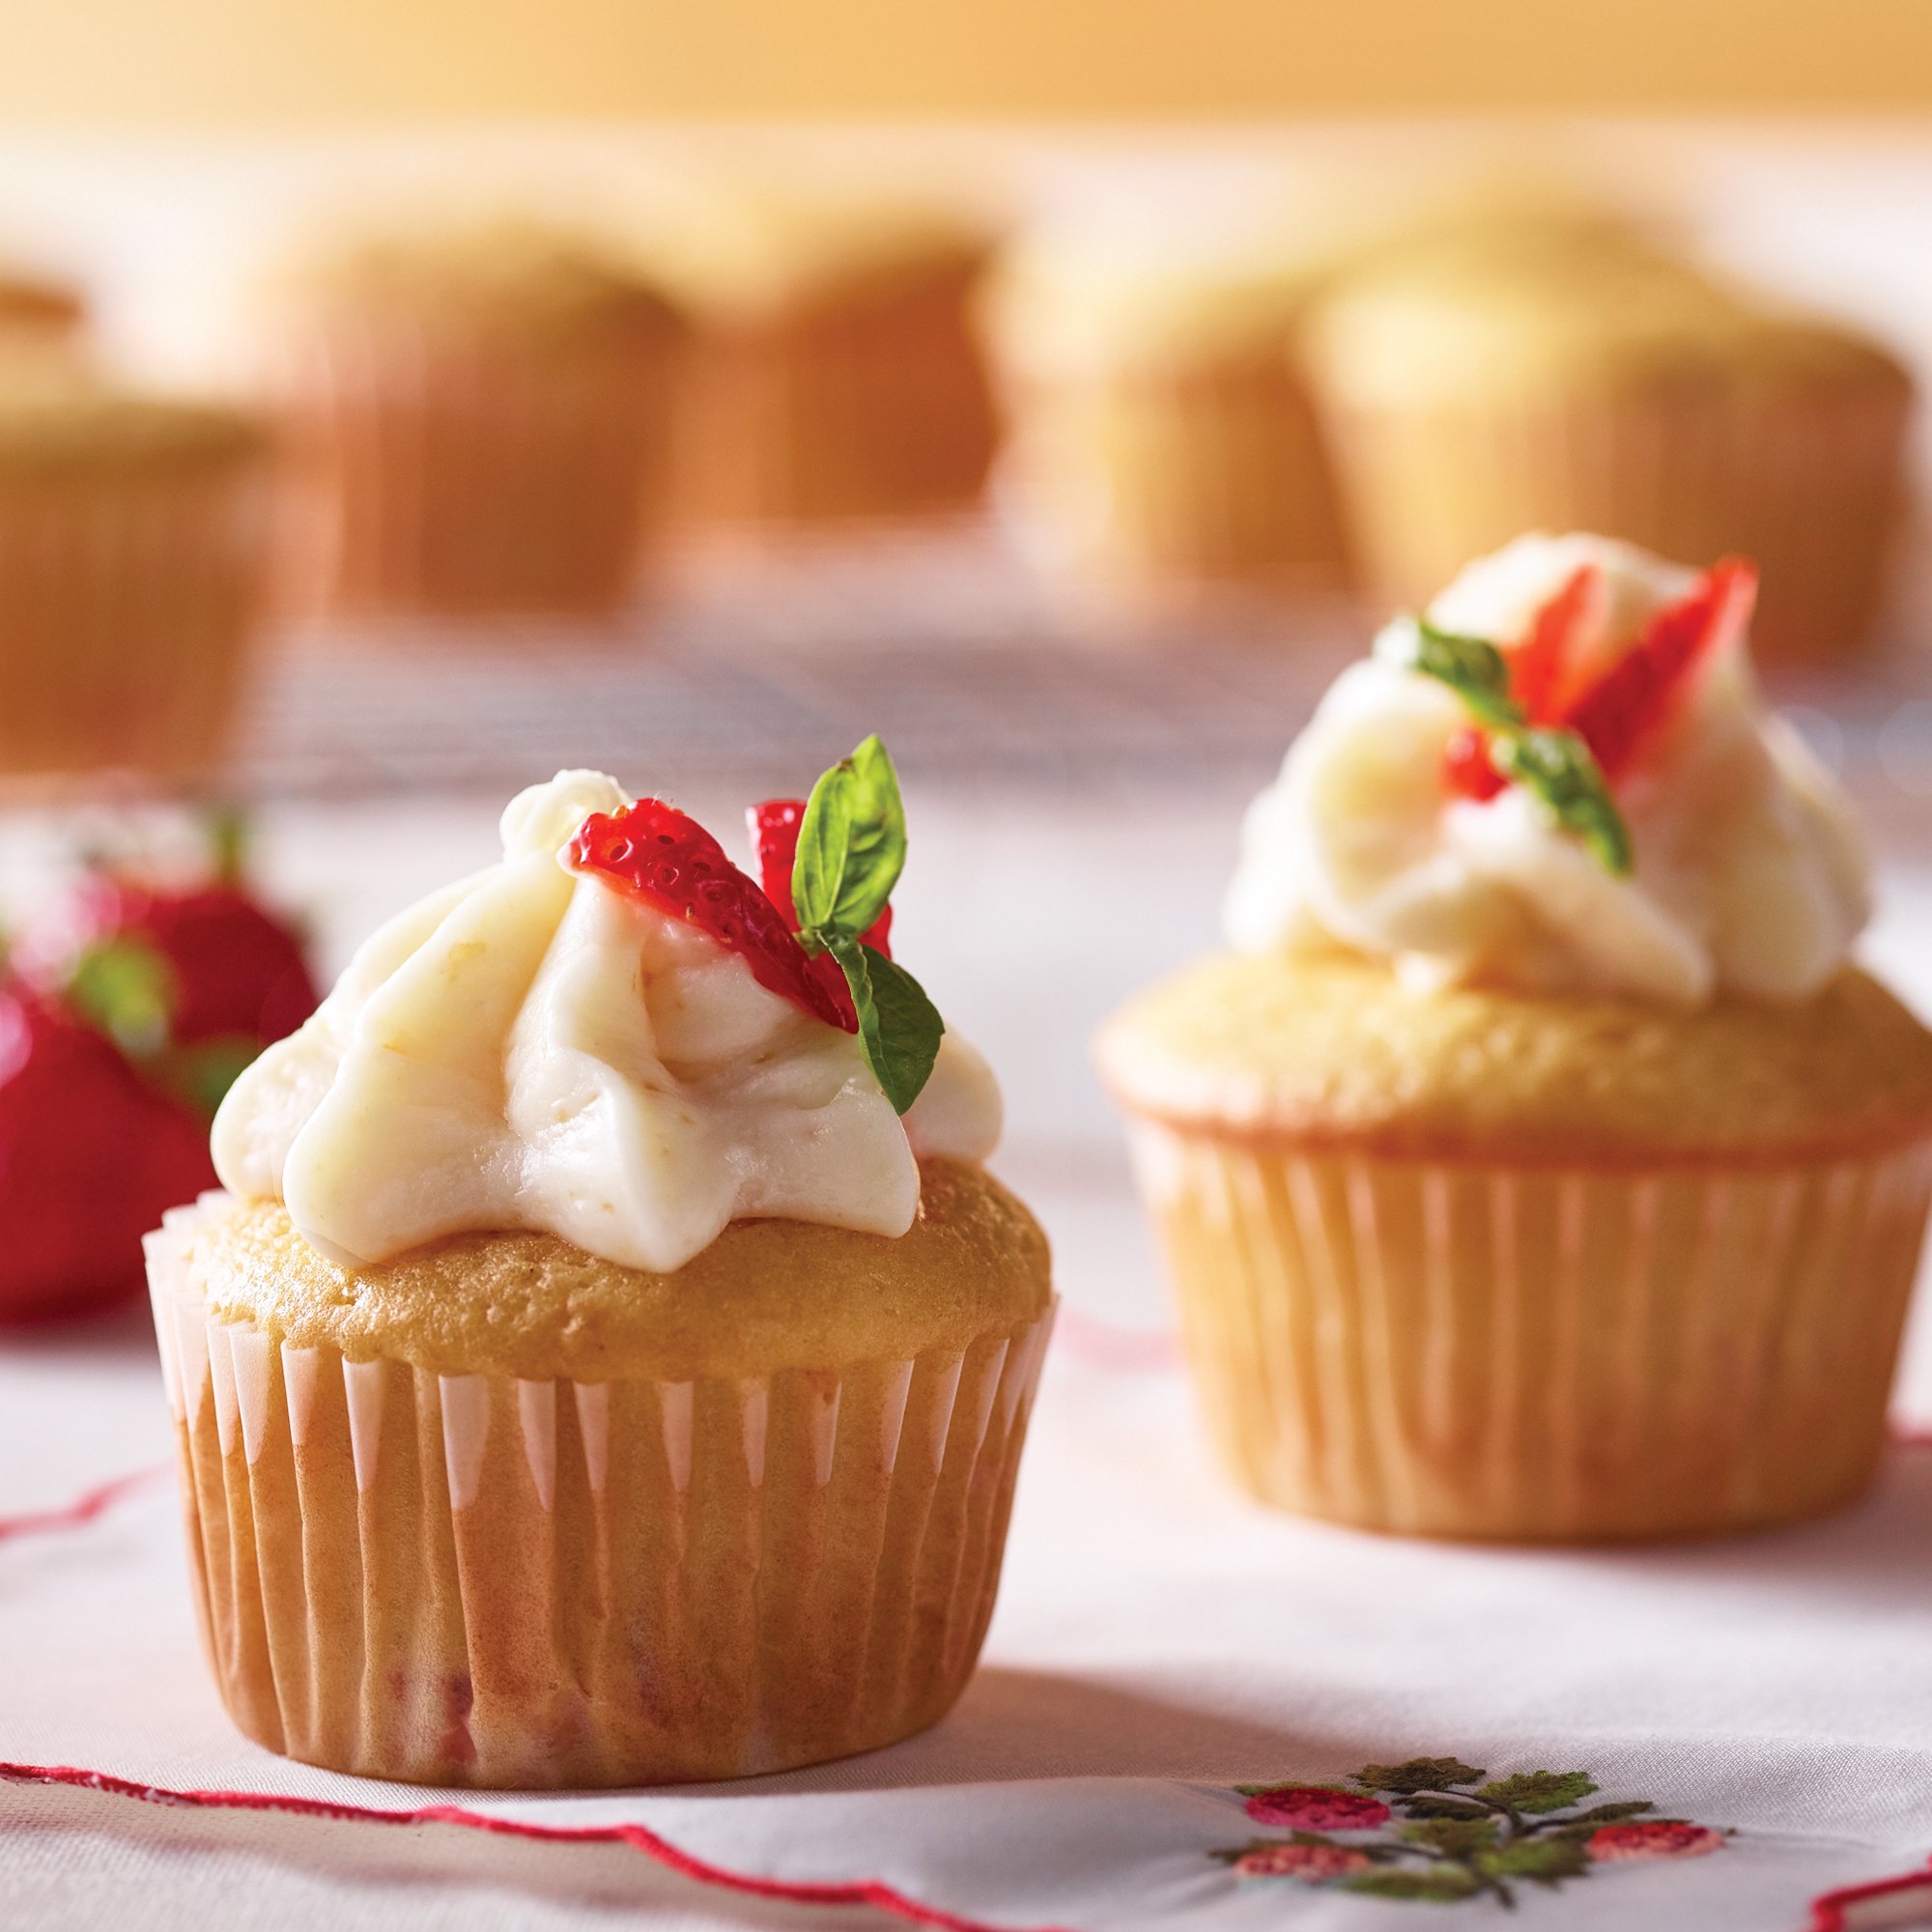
1226,534,1869,1006
213,771,1002,1273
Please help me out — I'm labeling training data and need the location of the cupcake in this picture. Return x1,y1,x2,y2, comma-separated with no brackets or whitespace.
146,744,1054,1785
990,225,1350,611
0,267,85,348
0,367,272,781
1098,532,1932,1542
660,191,1001,527
263,222,689,618
1303,229,1913,660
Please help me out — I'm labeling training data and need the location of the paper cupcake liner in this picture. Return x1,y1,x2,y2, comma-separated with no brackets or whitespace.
673,270,998,528
274,312,684,620
1124,1123,1932,1540
1320,377,1910,658
1002,354,1351,612
0,458,272,781
145,1198,1053,1788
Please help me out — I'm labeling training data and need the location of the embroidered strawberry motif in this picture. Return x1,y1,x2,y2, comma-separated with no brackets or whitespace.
1242,1784,1392,1831
1588,1820,1725,1862
0,983,214,1326
1235,1843,1375,1884
1212,1755,1723,1907
568,800,855,1032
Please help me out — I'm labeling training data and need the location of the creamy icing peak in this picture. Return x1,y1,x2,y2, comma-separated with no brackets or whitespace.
213,771,1001,1273
1225,533,1869,1006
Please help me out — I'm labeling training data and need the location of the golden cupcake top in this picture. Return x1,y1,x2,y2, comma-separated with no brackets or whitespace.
639,185,997,322
1303,224,1909,403
0,270,84,336
180,1159,1050,1380
0,363,267,475
1099,949,1932,1165
277,219,687,340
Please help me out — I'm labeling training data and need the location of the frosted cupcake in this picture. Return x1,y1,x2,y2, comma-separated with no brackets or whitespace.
264,222,689,617
989,225,1350,611
1303,231,1913,660
1099,532,1932,1542
146,743,1053,1785
660,191,1001,526
0,368,272,780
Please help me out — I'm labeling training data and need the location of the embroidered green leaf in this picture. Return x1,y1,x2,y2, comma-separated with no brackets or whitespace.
1570,1801,1657,1826
1399,1817,1499,1857
1400,1796,1495,1823
1480,1771,1601,1816
823,933,943,1115
1490,728,1633,876
1344,1867,1481,1902
1404,619,1524,729
793,734,907,938
1478,1835,1592,1885
1354,1758,1487,1796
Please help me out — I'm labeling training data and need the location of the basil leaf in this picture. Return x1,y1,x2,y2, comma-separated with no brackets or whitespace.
68,939,176,1057
1492,727,1634,875
825,933,943,1115
1406,618,1525,729
794,735,907,939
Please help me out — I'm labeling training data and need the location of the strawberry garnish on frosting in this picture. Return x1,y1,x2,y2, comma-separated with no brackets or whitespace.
569,801,856,1033
749,799,895,956
1440,556,1755,805
1564,557,1756,779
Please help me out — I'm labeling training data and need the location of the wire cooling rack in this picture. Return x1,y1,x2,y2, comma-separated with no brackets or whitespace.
231,521,1932,845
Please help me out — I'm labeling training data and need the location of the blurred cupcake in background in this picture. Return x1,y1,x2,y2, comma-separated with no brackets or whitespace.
657,186,1002,528
988,217,1353,614
1303,219,1914,660
260,220,689,619
0,263,87,352
1099,531,1932,1542
0,365,272,781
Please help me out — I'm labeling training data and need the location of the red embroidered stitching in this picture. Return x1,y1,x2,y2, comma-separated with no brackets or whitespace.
0,1761,1074,1932
1807,1858,1932,1929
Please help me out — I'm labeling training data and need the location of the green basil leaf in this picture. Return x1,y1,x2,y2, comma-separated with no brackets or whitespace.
825,933,943,1115
1492,727,1634,876
1404,618,1525,729
794,735,907,939
67,939,177,1057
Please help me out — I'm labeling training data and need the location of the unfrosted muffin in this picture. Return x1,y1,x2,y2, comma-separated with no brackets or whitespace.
263,222,689,617
148,752,1054,1785
0,368,272,780
1303,229,1913,660
990,224,1350,611
659,191,1001,527
1099,532,1932,1541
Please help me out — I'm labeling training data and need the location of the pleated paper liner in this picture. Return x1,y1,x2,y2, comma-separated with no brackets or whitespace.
1124,1122,1932,1541
271,308,686,621
146,1199,1054,1788
0,454,272,780
1317,374,1910,660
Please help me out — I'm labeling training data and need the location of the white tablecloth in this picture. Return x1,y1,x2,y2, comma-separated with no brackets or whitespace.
4,802,1932,1932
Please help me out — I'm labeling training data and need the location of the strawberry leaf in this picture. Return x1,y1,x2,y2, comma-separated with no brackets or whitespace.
823,934,942,1116
67,939,177,1057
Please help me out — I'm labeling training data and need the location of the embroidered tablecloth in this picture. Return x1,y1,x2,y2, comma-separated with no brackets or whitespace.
4,803,1932,1932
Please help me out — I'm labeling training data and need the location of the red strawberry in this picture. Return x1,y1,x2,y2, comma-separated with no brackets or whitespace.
1243,1785,1391,1832
1513,560,1602,722
0,983,215,1326
1234,1842,1374,1884
568,801,855,1032
1442,724,1506,803
1587,1820,1724,1862
747,798,895,955
1562,558,1757,780
54,877,319,1048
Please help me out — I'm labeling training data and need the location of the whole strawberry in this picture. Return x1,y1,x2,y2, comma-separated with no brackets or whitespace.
0,983,214,1326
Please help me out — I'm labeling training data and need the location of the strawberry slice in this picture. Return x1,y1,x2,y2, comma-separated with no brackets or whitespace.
1514,561,1602,722
1440,563,1600,803
747,798,895,956
1561,558,1757,780
568,801,856,1033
